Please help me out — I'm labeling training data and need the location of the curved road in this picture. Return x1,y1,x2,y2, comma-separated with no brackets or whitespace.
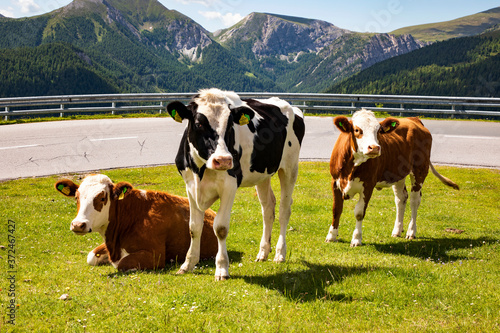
1,117,499,181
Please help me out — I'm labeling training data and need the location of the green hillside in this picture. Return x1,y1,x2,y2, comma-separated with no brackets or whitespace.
391,7,500,42
325,31,500,97
0,0,276,97
1,1,500,98
0,43,120,97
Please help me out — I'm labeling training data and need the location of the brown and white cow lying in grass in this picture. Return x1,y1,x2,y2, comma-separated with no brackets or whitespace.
55,174,218,271
326,109,459,246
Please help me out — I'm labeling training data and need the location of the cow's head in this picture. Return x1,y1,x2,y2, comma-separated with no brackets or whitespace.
334,109,399,166
55,175,133,235
167,89,254,171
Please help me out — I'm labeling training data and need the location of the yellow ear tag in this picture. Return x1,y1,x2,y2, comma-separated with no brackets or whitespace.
239,114,250,126
58,184,70,195
384,122,397,132
172,109,183,123
118,187,127,200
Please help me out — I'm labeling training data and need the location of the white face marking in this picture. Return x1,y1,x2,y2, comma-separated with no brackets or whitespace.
194,89,234,170
72,175,112,236
351,110,381,166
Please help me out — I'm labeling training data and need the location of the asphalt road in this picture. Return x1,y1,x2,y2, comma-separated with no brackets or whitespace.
1,116,499,181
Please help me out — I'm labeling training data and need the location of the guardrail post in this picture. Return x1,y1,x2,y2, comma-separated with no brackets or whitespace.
4,107,10,121
451,104,456,119
400,104,404,117
112,102,116,115
60,104,65,118
159,101,164,114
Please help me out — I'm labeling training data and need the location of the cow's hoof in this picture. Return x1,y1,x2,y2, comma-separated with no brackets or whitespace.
273,255,285,263
406,235,416,240
255,251,269,262
176,268,188,275
391,233,401,238
350,240,362,247
215,275,230,281
325,238,338,243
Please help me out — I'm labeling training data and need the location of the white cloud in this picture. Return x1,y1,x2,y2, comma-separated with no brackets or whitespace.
15,0,41,14
199,11,243,27
0,7,14,17
173,0,216,6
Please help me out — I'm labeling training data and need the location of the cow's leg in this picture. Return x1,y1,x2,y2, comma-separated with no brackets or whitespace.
177,202,205,275
326,182,344,242
212,187,237,281
391,178,408,237
273,166,299,262
117,250,165,272
87,243,110,266
351,188,373,247
255,178,276,262
407,174,423,240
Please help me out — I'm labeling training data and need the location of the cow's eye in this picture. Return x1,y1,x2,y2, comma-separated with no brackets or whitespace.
101,197,106,202
195,122,203,130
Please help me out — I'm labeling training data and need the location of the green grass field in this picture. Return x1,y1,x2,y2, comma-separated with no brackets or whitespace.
1,163,499,332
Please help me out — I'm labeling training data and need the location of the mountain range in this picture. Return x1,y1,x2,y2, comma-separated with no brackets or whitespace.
326,29,500,98
391,7,500,42
0,0,499,98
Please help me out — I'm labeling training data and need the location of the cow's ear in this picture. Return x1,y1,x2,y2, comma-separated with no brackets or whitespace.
167,101,191,123
379,118,399,134
231,106,255,126
55,179,78,197
334,116,352,133
112,182,133,201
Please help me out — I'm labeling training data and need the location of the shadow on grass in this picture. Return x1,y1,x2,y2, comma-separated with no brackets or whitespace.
368,236,497,262
237,260,375,303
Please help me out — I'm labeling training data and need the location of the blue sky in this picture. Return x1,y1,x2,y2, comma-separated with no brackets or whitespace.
0,0,499,33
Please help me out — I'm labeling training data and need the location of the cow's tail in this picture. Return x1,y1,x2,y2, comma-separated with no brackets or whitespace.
429,163,459,190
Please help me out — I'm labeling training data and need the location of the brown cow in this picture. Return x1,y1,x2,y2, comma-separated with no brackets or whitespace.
325,109,459,246
55,174,218,271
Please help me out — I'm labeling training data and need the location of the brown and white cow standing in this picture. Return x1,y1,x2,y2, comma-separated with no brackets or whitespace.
55,174,218,271
325,109,459,246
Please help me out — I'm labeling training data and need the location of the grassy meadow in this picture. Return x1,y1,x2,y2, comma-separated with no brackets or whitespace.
1,163,499,332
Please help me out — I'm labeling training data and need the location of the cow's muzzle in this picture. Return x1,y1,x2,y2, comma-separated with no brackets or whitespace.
365,145,381,157
212,156,233,170
70,221,91,234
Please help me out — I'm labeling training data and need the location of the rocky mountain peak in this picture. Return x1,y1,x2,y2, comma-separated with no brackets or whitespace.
54,0,212,61
360,33,427,69
217,12,350,57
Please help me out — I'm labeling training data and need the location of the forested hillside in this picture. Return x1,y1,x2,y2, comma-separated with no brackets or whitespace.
1,1,500,98
325,31,500,97
0,43,120,97
0,0,277,97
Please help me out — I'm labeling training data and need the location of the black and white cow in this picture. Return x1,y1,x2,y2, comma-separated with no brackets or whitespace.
167,88,305,280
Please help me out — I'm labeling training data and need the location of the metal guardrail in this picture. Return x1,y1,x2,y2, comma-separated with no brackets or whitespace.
1,93,500,120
